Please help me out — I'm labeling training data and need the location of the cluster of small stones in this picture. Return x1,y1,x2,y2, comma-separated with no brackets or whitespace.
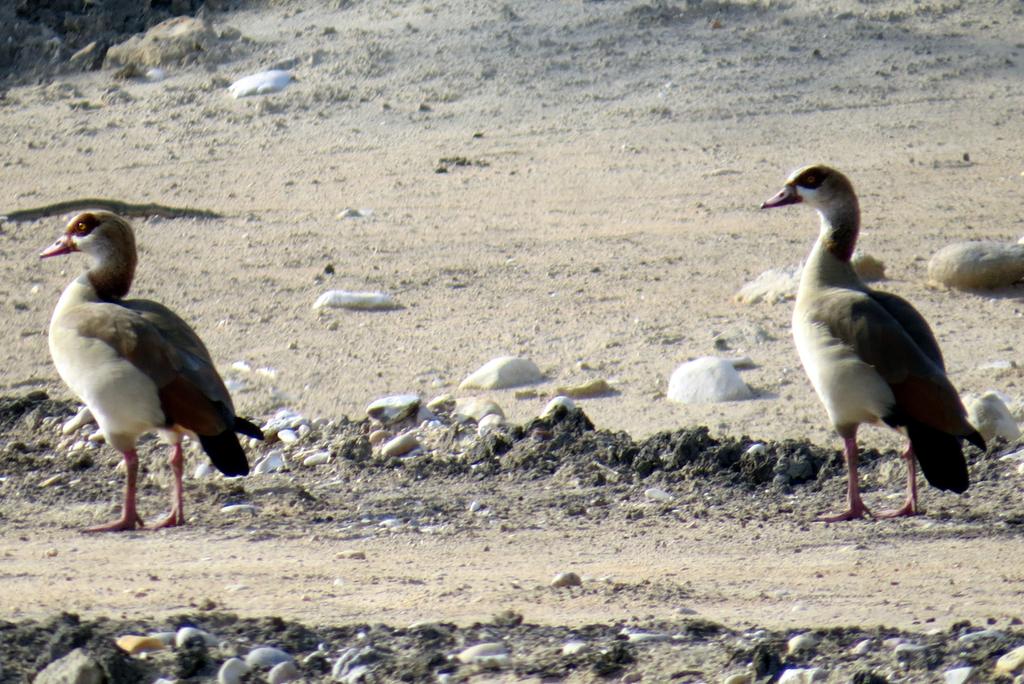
22,615,1024,683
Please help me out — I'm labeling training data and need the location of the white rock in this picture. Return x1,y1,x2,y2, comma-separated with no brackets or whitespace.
787,632,818,655
722,673,753,684
380,432,420,458
313,290,400,311
996,645,1024,674
553,378,614,398
744,443,767,457
267,660,300,684
253,450,287,474
966,391,1020,442
622,629,668,643
734,266,800,305
339,664,370,683
220,504,258,516
366,394,421,425
644,487,674,503
302,451,331,467
928,241,1024,290
849,638,873,655
427,393,456,412
145,67,166,82
62,406,94,434
229,70,293,98
957,628,1004,644
561,640,588,656
851,250,886,281
454,398,504,423
944,666,975,684
277,429,299,444
218,658,249,684
34,648,103,684
246,647,293,669
175,626,218,648
777,669,826,684
541,396,576,418
459,356,543,390
194,462,214,479
551,572,582,588
477,413,505,436
667,357,753,404
456,642,508,665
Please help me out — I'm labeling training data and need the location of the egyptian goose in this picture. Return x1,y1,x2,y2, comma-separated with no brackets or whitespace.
42,211,262,532
761,165,984,521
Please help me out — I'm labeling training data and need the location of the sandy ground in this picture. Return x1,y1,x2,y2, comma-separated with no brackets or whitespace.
1,0,1024,678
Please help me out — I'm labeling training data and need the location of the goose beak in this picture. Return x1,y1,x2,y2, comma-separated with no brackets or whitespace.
40,235,75,258
761,184,801,209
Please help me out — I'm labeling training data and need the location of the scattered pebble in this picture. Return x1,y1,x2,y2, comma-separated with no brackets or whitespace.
459,356,543,390
928,241,1024,290
551,572,582,588
253,450,286,474
552,378,614,399
722,673,753,684
477,413,505,436
561,640,588,656
336,550,366,560
957,628,1004,645
541,395,576,418
218,657,249,684
194,462,214,479
996,645,1024,674
966,391,1021,442
220,504,258,516
366,394,421,425
229,70,293,98
787,632,818,655
337,208,374,219
777,668,827,684
667,357,753,404
454,398,504,423
302,451,331,467
850,638,873,655
277,429,299,444
380,432,420,458
621,628,668,643
268,660,300,684
426,394,456,413
313,290,400,311
944,666,974,684
644,487,674,503
38,474,62,488
368,429,389,446
115,635,165,655
175,626,218,648
245,646,293,669
456,642,508,665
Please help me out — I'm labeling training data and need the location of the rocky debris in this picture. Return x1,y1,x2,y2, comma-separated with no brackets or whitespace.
667,357,753,404
460,356,544,390
104,16,217,70
928,241,1024,290
966,391,1021,442
34,647,104,684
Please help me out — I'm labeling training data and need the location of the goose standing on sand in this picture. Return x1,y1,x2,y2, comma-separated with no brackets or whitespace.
760,165,984,521
42,211,262,532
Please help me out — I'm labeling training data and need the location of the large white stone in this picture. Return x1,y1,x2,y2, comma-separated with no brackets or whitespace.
966,391,1021,442
667,357,753,404
460,356,543,390
229,70,293,98
928,241,1024,290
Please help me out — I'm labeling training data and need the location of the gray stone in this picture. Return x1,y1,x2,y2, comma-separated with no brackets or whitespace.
366,394,421,425
456,642,508,665
928,241,1024,290
460,356,543,390
245,646,293,669
966,392,1020,442
218,658,249,684
944,666,975,684
380,432,420,458
551,572,582,588
268,660,300,684
35,648,103,684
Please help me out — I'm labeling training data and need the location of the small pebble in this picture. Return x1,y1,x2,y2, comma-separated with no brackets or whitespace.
61,406,94,434
366,394,420,425
313,290,400,311
541,396,576,418
957,628,1004,644
38,474,63,488
268,660,300,684
561,640,588,656
996,645,1024,674
722,674,753,684
381,432,420,458
454,398,504,423
944,666,974,684
245,647,293,669
623,629,668,643
787,632,818,655
456,642,508,665
426,393,456,413
220,504,258,516
551,572,582,588
302,451,331,467
175,626,217,648
277,429,299,444
115,635,165,655
368,429,389,446
228,69,292,98
552,378,613,399
477,413,505,436
218,657,248,684
336,550,366,560
459,356,543,390
644,487,674,503
194,462,213,479
777,669,826,684
850,639,873,655
253,451,286,474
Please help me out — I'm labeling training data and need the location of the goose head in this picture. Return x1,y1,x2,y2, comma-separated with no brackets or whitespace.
760,164,856,212
41,211,138,300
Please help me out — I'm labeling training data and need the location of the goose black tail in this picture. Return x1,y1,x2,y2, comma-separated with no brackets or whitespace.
234,416,264,441
906,420,970,494
199,429,250,477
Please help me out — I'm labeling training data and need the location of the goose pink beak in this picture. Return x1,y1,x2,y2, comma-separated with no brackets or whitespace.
41,235,75,258
761,184,801,209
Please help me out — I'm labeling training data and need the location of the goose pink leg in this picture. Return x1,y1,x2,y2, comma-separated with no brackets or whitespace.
85,449,145,532
153,443,186,529
876,447,919,518
820,435,873,522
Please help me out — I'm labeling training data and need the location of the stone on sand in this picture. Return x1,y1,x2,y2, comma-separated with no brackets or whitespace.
366,394,421,425
966,391,1021,442
928,241,1024,290
228,70,294,98
553,378,614,398
667,357,753,404
34,648,103,684
996,645,1024,675
105,16,216,69
734,267,799,305
851,250,885,281
454,397,504,423
460,356,543,390
380,431,420,457
313,290,400,311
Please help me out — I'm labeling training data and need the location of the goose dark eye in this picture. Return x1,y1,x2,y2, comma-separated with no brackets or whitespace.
803,174,818,187
74,222,89,235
